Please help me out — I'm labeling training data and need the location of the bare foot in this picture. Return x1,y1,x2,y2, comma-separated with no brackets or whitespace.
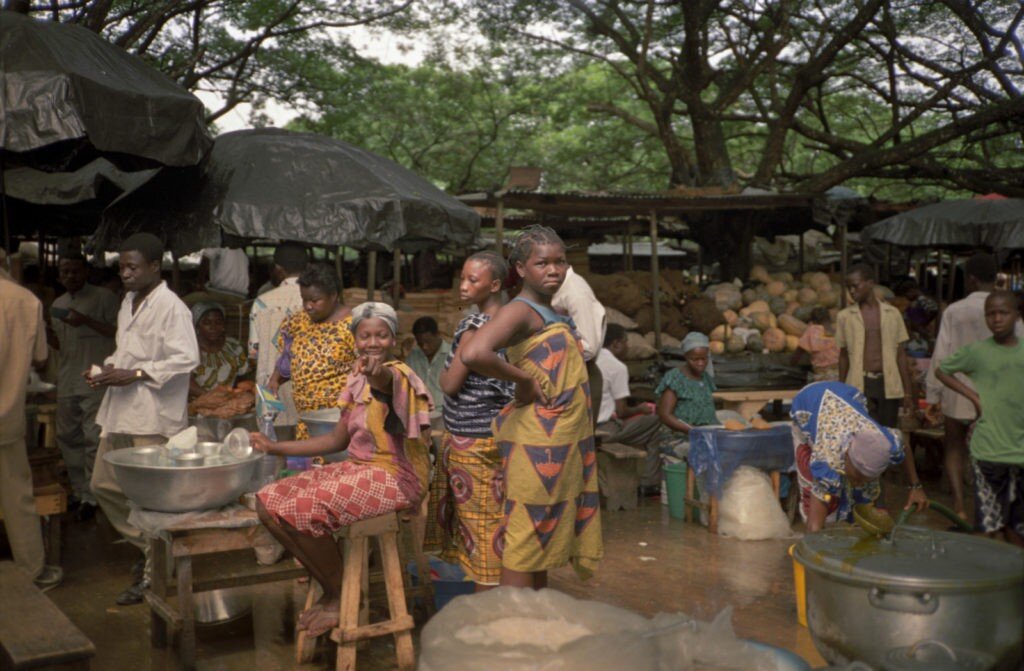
304,600,340,637
297,603,324,630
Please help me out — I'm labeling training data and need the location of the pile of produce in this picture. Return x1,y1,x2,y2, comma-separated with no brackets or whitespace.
584,265,848,361
189,381,256,418
702,267,843,356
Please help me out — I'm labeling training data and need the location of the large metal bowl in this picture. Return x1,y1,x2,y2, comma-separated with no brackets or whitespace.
104,446,261,513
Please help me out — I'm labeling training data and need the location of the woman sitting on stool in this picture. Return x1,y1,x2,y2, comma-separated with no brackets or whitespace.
251,302,432,636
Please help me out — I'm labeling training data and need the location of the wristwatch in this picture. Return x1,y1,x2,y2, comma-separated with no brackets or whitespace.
907,482,923,490
135,369,144,379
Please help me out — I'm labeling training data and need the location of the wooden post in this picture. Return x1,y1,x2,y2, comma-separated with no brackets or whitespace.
697,245,704,285
392,248,401,305
171,251,181,293
625,221,634,272
798,230,805,275
650,210,661,349
839,222,849,308
948,252,957,303
935,250,943,303
494,198,504,254
335,246,344,290
885,243,893,283
367,250,377,301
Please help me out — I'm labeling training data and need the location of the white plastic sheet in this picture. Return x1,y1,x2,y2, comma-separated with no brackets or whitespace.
419,588,788,671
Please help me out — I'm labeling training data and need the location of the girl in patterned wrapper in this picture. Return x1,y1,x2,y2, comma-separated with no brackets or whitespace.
432,251,515,591
790,381,927,532
267,264,356,439
461,226,603,589
252,302,432,637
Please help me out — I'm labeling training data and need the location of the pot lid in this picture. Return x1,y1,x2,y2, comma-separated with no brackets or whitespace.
882,640,994,670
794,526,1024,590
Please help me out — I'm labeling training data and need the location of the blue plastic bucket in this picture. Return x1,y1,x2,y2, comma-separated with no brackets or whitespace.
407,556,475,611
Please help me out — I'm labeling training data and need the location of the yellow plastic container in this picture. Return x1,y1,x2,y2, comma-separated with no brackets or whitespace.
788,544,807,627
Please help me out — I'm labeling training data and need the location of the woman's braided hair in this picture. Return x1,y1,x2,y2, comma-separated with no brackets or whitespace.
508,225,565,266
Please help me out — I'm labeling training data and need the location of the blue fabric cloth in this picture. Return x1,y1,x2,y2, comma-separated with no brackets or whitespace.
790,381,904,517
689,424,795,498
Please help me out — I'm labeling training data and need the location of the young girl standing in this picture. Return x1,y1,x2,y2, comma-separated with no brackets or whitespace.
462,227,602,588
434,251,514,590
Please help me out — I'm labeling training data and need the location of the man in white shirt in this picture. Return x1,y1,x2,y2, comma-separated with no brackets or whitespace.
248,242,308,436
51,254,119,519
89,233,200,605
595,324,662,494
183,246,250,306
406,316,451,426
925,253,1024,519
552,266,607,427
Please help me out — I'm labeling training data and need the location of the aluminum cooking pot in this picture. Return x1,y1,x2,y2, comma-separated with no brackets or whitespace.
104,446,261,512
793,526,1024,670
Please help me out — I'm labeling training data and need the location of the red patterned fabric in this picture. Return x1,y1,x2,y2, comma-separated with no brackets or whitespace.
257,461,409,537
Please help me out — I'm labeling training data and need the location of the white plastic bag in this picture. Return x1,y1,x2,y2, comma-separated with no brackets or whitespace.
717,466,796,540
418,588,783,671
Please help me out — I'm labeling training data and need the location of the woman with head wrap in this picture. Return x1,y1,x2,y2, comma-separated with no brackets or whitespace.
791,381,927,532
252,301,432,637
655,332,719,454
267,264,356,438
189,301,250,397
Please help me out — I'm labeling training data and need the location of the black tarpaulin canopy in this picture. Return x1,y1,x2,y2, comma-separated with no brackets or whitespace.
860,198,1024,250
93,128,481,255
0,11,211,170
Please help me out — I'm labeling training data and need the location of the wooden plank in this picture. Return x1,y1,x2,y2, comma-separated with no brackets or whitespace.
0,562,95,669
333,615,415,643
713,389,799,403
597,442,645,460
335,513,398,539
169,525,275,557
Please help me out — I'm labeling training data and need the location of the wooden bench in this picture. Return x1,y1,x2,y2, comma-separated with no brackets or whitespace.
0,561,94,670
597,442,645,511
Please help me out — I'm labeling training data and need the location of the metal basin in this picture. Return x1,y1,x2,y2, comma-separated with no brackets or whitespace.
104,446,261,512
194,588,252,625
189,413,258,442
300,408,340,437
794,526,1024,669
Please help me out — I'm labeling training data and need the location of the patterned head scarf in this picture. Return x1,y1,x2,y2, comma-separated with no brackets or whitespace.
846,429,892,479
191,301,225,327
681,331,710,354
349,301,398,336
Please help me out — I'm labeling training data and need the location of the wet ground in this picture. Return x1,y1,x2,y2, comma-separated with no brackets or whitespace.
8,462,965,670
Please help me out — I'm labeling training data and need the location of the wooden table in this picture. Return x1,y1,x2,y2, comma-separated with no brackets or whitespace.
144,509,306,670
713,388,800,421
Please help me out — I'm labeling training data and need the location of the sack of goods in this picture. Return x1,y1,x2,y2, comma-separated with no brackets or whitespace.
717,466,796,541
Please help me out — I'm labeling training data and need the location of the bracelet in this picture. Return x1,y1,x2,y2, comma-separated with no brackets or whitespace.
907,482,923,490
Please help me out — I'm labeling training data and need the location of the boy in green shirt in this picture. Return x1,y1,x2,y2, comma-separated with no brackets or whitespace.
936,290,1024,546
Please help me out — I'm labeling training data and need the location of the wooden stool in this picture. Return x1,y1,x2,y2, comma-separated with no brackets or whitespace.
295,502,435,665
34,403,58,450
596,442,645,511
335,513,415,671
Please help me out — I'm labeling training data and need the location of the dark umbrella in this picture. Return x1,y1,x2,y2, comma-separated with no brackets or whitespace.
860,198,1024,250
0,11,210,170
93,128,480,256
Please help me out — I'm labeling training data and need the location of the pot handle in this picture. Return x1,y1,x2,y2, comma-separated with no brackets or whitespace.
868,587,939,615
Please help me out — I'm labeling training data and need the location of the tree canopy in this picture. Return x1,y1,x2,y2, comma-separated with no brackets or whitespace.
467,0,1023,196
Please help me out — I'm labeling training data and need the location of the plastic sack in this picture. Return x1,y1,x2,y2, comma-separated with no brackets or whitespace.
717,466,796,540
418,588,785,671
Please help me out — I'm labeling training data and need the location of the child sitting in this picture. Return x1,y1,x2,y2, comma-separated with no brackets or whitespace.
935,290,1024,547
791,307,839,382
